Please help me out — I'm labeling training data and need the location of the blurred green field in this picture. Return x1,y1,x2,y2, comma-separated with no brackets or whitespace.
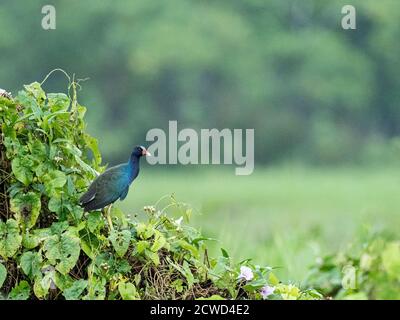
119,166,400,283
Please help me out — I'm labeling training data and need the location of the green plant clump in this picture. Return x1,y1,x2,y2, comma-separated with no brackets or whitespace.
0,78,320,300
306,233,400,300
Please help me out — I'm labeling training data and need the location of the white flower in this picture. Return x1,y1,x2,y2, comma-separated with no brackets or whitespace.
175,216,183,228
238,266,254,281
260,285,275,299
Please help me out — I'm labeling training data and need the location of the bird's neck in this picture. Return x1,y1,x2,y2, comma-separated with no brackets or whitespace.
127,155,140,181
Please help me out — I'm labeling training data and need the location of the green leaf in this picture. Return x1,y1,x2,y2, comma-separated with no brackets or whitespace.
143,225,155,239
83,133,102,166
80,231,101,259
10,192,41,229
136,240,149,254
60,142,99,177
34,161,53,178
0,263,6,289
50,221,70,235
21,94,42,119
268,272,280,286
42,170,67,195
209,256,231,281
192,236,216,246
47,93,70,111
87,211,103,233
29,140,47,161
118,282,140,300
151,231,166,252
24,82,46,102
136,223,146,236
8,280,31,300
171,279,184,293
178,240,198,257
11,158,33,185
40,268,56,294
182,261,195,287
221,248,229,258
382,242,400,280
54,272,74,291
76,104,87,118
111,206,128,228
20,251,42,279
68,203,84,220
63,280,88,300
243,278,267,292
48,196,62,213
184,208,192,223
109,230,131,257
145,250,160,266
3,136,20,153
22,232,40,249
84,276,106,300
116,260,132,274
43,232,80,275
33,276,48,299
66,176,75,195
0,219,22,258
278,284,301,300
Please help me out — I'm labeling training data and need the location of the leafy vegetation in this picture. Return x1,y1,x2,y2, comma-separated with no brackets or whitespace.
0,79,319,300
306,232,400,300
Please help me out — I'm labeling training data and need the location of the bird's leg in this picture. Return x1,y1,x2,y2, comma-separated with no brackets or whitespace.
106,204,114,231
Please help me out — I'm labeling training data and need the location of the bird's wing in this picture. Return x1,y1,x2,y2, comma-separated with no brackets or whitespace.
119,186,130,201
79,182,97,204
79,164,128,206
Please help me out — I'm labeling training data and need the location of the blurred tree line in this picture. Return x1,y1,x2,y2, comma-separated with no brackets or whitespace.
0,0,399,165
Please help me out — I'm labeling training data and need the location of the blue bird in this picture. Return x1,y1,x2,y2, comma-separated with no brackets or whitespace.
79,145,151,228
